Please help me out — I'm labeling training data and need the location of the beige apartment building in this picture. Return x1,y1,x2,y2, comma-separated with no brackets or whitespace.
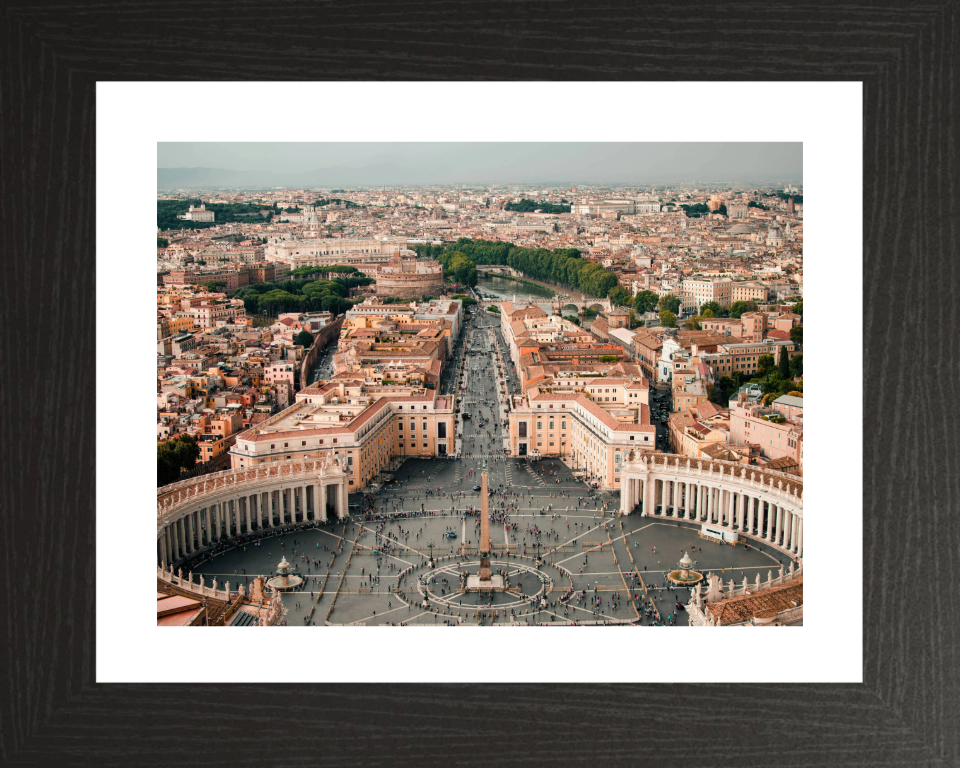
731,281,770,304
508,381,655,490
681,277,733,310
230,381,455,491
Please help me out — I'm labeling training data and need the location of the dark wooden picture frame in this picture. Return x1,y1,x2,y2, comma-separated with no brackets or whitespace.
2,2,957,765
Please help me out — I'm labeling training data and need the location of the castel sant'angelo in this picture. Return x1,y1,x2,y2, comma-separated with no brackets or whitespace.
374,252,445,299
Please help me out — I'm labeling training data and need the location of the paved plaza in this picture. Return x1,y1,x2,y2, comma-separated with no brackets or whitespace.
193,312,788,626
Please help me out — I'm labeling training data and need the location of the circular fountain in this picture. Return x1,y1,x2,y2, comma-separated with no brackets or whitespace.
667,551,704,586
267,555,304,592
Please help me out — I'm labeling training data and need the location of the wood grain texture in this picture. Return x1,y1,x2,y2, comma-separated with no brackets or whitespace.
1,1,957,765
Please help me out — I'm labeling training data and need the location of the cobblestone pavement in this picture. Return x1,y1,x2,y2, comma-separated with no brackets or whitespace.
193,312,781,627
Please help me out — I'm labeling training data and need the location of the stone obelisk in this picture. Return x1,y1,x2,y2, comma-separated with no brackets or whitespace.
479,471,492,584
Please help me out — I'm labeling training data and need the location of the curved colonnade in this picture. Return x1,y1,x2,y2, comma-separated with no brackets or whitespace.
157,458,350,568
620,453,803,558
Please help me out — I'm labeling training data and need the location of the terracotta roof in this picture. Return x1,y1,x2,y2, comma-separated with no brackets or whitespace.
706,575,803,625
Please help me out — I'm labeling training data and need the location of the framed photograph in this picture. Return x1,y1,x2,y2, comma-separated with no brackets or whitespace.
6,6,956,765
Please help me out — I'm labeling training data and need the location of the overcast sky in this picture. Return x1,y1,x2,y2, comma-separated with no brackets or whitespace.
157,142,801,185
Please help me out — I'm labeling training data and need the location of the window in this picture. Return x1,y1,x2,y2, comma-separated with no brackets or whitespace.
398,422,403,430
333,438,337,444
302,441,306,446
537,421,543,429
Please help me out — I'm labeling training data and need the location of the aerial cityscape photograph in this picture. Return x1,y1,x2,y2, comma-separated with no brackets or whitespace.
155,142,804,628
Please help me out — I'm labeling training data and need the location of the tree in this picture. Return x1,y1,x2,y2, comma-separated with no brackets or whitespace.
157,237,168,248
294,330,314,348
633,290,659,314
701,308,716,319
658,294,681,314
699,301,727,318
790,325,803,345
756,354,775,377
684,315,702,330
608,286,632,307
789,353,803,378
729,300,759,319
444,252,478,287
762,371,788,395
659,310,677,328
778,348,792,378
599,355,619,363
157,434,200,486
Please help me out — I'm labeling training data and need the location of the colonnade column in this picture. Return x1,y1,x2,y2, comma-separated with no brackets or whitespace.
765,501,773,540
796,519,803,558
244,496,251,532
340,482,348,519
159,534,167,567
172,520,181,560
697,484,704,522
748,496,756,535
774,504,782,546
660,479,668,516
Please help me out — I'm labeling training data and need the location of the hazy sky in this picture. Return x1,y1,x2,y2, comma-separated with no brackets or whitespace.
157,142,801,185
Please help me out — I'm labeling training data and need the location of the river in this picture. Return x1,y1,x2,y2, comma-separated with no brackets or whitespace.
476,274,594,328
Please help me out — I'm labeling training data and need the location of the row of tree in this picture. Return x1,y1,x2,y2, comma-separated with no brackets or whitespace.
681,203,727,218
415,239,620,299
157,434,200,487
504,198,571,214
231,275,371,317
